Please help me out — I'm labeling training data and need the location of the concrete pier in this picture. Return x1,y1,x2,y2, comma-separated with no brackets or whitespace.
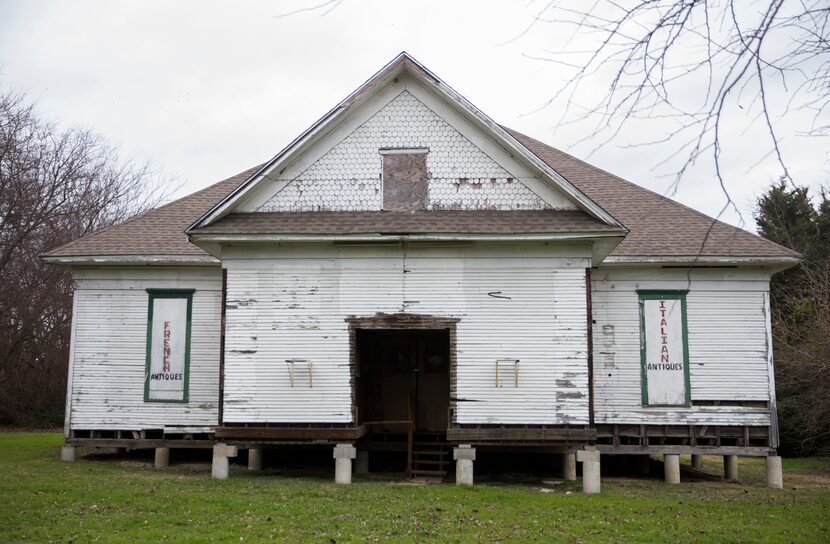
333,443,356,484
562,453,577,481
664,454,680,484
724,455,739,481
154,447,170,468
60,446,76,462
577,449,601,494
248,448,263,471
211,443,238,479
355,450,369,476
453,445,476,486
691,454,704,470
766,455,783,489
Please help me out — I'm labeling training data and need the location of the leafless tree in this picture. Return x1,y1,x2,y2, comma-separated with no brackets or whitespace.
0,85,166,426
517,0,830,216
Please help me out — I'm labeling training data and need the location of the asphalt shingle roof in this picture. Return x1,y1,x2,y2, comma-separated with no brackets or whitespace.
191,210,621,236
44,166,259,258
506,129,798,258
43,129,798,261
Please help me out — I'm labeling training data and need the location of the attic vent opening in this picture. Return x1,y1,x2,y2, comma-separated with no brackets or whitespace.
381,149,428,211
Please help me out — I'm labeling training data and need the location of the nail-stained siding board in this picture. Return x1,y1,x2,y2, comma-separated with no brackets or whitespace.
256,91,565,212
222,242,592,425
591,267,775,426
383,153,428,211
66,267,222,432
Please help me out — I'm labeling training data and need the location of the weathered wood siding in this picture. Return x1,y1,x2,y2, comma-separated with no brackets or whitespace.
223,242,591,425
592,267,775,426
66,267,222,432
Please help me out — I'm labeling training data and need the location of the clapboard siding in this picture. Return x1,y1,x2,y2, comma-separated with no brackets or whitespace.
223,242,591,425
592,267,774,426
67,267,222,432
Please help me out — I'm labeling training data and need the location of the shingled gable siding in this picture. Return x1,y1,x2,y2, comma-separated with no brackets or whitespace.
221,242,591,425
66,267,221,432
255,91,560,213
591,267,775,426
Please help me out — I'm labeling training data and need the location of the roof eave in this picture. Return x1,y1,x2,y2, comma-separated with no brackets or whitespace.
188,230,626,266
40,254,220,267
599,254,801,272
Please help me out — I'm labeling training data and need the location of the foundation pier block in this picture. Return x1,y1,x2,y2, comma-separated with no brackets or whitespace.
60,446,76,462
212,443,238,480
577,449,601,494
766,455,783,489
691,454,704,470
724,455,739,481
154,447,170,468
454,445,476,486
562,453,577,481
333,443,356,484
355,450,369,476
664,454,680,484
248,448,263,471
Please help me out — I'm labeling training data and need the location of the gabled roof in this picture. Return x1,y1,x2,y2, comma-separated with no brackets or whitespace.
42,52,798,267
42,127,798,265
188,52,624,231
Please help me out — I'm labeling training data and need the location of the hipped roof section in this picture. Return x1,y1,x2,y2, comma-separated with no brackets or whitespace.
187,52,624,232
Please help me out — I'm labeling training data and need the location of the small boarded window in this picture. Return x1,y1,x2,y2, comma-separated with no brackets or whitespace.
381,148,428,211
144,289,193,403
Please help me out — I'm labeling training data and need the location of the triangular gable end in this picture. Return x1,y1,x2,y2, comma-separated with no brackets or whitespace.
189,52,623,229
252,90,564,212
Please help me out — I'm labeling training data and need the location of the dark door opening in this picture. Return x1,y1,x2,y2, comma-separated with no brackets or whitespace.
356,329,450,433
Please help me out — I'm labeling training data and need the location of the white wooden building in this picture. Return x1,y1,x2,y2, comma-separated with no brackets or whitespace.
45,53,797,489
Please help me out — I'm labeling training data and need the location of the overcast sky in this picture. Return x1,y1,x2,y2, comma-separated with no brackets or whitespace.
1,0,826,231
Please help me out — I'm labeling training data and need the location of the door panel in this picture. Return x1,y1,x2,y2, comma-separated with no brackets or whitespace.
416,332,450,432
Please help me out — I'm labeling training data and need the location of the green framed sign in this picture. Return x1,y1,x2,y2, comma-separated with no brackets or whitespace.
144,289,194,403
638,290,691,407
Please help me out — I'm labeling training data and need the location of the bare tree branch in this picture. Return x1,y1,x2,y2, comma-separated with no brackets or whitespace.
0,83,169,426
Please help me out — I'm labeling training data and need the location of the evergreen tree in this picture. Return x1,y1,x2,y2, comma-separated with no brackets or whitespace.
755,180,830,456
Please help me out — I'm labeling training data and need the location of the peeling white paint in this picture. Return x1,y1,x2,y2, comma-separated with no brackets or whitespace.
592,267,775,426
223,242,591,425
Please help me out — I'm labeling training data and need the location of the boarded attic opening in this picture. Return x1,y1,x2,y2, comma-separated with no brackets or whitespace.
381,148,428,211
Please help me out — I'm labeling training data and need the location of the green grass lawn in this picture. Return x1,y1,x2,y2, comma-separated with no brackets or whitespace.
1,433,828,543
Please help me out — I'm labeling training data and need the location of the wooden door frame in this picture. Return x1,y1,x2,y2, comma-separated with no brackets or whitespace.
346,313,459,428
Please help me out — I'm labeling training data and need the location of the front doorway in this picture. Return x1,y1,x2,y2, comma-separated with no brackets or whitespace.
354,327,452,478
356,329,450,432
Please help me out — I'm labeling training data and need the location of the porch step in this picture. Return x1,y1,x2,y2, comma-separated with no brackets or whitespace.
410,439,451,482
410,469,447,477
413,451,446,458
411,458,445,466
